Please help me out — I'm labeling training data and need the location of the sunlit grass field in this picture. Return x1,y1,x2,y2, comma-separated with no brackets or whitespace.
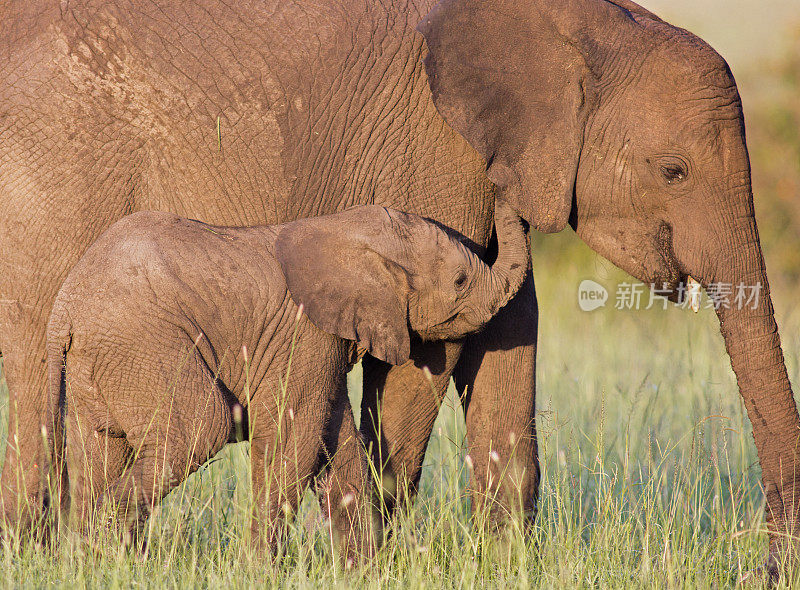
1,229,797,588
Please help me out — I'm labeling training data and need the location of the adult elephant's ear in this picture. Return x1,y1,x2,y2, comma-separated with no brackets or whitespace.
275,210,411,366
416,0,640,233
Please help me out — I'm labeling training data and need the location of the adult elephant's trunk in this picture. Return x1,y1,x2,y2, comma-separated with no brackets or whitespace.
475,198,530,320
694,190,799,574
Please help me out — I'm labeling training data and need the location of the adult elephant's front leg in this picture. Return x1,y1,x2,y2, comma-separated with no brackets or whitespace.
360,339,463,525
454,267,539,527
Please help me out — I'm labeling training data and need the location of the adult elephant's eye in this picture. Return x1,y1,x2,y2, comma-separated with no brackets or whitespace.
454,272,467,289
661,163,687,184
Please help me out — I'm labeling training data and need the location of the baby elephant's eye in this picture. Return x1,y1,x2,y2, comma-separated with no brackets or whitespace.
454,272,468,289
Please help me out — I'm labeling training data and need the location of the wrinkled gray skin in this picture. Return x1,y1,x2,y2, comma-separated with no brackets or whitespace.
0,0,796,575
46,200,529,558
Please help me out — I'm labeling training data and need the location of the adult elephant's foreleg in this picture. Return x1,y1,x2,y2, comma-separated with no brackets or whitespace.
454,268,539,528
360,340,463,526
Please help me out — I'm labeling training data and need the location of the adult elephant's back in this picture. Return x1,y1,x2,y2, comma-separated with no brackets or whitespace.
0,0,501,529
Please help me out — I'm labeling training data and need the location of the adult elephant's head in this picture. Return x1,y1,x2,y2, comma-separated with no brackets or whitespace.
419,0,798,575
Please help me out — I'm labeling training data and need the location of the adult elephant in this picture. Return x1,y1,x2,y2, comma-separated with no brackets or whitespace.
0,0,796,574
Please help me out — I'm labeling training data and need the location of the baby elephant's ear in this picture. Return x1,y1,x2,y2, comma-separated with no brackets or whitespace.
275,212,411,366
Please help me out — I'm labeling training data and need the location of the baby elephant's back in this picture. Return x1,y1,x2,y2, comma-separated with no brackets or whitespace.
52,211,283,339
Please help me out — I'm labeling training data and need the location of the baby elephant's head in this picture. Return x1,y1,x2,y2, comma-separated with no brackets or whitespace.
275,199,529,365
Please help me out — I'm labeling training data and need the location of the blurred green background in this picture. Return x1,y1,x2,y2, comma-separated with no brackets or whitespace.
644,0,798,66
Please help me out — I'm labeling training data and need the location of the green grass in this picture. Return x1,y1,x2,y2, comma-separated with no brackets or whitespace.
1,229,797,588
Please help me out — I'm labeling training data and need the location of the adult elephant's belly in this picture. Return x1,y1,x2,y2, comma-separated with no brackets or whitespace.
128,76,296,227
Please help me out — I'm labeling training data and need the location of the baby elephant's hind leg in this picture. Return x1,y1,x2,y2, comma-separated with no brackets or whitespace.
66,410,132,533
100,351,233,546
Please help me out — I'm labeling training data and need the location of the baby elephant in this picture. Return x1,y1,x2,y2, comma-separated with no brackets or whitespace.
46,199,528,560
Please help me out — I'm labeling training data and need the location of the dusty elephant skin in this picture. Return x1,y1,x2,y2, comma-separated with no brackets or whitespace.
0,0,796,576
45,200,529,559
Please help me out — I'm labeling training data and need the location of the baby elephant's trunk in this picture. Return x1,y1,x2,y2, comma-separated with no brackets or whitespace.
477,198,530,319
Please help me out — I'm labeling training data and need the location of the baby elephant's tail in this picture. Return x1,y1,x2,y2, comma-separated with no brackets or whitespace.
44,304,72,529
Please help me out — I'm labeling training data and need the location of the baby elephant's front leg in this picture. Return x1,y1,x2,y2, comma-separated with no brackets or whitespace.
248,410,322,555
247,377,371,566
318,384,373,567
